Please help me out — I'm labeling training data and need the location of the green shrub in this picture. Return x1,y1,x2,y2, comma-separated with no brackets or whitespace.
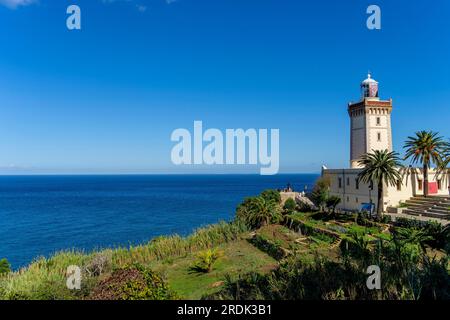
249,235,286,260
283,198,296,214
90,264,178,300
260,189,281,204
311,176,331,211
190,248,222,273
0,259,11,275
236,196,282,229
326,195,341,213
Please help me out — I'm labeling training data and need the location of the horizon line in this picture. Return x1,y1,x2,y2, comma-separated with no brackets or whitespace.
0,172,321,177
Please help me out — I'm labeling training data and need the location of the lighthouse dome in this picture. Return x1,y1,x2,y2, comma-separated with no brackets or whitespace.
361,73,379,99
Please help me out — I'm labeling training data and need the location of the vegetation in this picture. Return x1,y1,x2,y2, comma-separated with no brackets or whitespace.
0,259,10,275
260,189,281,204
440,140,450,171
1,186,449,300
404,131,447,197
89,264,178,300
209,217,450,300
357,150,402,218
236,193,282,229
326,195,341,215
190,248,222,273
283,198,296,214
311,176,330,211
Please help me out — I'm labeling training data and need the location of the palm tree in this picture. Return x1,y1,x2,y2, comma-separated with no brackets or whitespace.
358,150,402,218
236,196,281,229
393,227,433,252
404,131,447,197
438,140,450,176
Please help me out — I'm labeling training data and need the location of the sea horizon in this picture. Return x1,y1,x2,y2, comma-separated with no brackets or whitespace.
0,172,321,176
0,173,319,269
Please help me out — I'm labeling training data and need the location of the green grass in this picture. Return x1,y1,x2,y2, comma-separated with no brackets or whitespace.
257,225,300,249
0,221,249,300
2,208,444,300
148,240,277,299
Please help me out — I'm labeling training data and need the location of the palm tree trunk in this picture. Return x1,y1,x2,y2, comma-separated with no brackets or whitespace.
377,181,383,219
423,165,429,197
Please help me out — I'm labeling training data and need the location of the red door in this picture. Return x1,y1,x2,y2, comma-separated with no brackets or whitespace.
428,182,438,194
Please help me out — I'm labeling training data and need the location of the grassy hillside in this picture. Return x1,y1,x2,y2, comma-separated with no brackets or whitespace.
1,190,449,300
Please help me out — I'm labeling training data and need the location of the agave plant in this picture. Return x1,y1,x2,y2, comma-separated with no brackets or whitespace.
393,227,433,253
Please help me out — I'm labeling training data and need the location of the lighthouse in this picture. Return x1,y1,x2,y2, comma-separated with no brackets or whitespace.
348,73,393,168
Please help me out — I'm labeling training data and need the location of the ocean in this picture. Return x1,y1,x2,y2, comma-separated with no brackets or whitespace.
0,174,318,269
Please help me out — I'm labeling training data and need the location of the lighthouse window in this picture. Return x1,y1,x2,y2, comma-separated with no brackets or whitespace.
397,180,402,191
377,132,381,141
418,179,423,191
376,117,381,126
437,179,442,190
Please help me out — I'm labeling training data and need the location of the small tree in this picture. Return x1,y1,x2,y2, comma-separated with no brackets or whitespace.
0,258,11,275
311,176,330,211
190,248,222,273
260,189,281,204
326,195,341,214
283,198,297,214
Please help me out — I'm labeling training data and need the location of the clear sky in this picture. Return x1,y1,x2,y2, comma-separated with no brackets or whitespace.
0,0,449,174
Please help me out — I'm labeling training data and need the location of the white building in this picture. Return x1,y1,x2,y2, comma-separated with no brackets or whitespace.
322,74,449,216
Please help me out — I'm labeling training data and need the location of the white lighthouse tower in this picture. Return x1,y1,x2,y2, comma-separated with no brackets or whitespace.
348,73,393,168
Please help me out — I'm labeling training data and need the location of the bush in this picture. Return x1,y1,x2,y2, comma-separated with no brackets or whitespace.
89,264,178,300
0,259,11,275
311,176,331,211
283,198,296,214
190,248,222,273
326,196,341,213
249,235,287,260
260,189,281,204
236,196,282,229
84,253,111,277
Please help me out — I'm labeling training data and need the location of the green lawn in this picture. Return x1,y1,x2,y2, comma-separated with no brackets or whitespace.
148,239,277,299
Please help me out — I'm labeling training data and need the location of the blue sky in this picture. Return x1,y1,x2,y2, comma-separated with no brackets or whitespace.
0,0,449,174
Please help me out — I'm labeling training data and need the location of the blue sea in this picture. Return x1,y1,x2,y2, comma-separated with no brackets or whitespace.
0,174,318,269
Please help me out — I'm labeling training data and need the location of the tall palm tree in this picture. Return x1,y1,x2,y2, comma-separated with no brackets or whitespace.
438,140,450,174
404,131,447,197
358,150,402,218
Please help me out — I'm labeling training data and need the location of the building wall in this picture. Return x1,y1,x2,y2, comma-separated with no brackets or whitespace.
323,169,380,212
350,114,365,168
349,98,393,169
323,168,450,212
367,111,391,153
